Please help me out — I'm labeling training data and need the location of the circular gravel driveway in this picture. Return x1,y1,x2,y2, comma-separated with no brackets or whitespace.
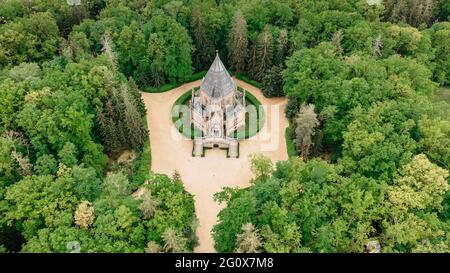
141,78,288,252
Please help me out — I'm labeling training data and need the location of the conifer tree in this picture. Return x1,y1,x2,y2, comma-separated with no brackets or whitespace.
147,33,166,87
128,77,146,118
228,10,248,74
163,228,187,253
249,26,273,82
373,34,383,58
235,223,262,253
191,6,215,71
295,104,319,161
274,29,289,67
119,84,147,151
331,30,343,55
139,190,160,219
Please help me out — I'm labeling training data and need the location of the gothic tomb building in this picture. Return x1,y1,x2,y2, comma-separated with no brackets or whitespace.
190,52,245,157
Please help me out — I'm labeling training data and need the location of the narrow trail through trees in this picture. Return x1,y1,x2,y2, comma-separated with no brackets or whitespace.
141,78,288,252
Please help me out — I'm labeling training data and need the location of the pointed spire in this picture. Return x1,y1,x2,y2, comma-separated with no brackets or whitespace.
201,50,236,99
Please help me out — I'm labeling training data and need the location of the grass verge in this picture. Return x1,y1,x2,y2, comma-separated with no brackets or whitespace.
285,126,297,158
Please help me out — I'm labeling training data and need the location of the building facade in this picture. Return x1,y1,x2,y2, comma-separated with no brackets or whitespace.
190,52,245,157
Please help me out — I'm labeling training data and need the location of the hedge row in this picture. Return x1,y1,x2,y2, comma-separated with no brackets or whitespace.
144,71,207,93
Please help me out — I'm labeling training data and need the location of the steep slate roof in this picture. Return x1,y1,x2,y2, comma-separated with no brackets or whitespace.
200,52,236,99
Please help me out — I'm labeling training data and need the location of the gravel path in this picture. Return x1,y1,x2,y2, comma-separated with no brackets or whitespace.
141,78,288,252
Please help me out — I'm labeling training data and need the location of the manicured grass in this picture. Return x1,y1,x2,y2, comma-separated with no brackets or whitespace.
172,89,203,139
434,87,450,105
285,126,297,158
172,87,265,140
143,71,207,93
234,86,265,139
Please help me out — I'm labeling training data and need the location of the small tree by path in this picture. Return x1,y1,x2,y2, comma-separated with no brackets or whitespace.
235,223,262,253
295,104,319,161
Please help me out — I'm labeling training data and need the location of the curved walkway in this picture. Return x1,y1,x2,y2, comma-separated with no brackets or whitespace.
141,78,288,252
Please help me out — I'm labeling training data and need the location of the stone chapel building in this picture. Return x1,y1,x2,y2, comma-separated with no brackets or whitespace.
190,51,246,157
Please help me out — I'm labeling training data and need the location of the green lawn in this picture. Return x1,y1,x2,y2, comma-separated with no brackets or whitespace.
285,127,297,158
172,88,265,140
434,87,450,105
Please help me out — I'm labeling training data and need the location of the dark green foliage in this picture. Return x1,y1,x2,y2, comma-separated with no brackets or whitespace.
214,156,449,253
190,6,216,71
0,0,448,254
144,173,197,250
248,26,273,82
423,22,450,86
34,155,58,176
283,42,437,146
261,65,284,97
213,190,257,252
131,141,152,191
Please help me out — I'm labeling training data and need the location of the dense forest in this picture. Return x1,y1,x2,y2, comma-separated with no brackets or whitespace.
0,0,449,253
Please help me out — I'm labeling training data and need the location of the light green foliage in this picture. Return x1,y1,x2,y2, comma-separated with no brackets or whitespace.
235,223,262,253
4,174,79,239
0,12,60,67
283,42,437,147
103,172,131,197
0,0,448,254
383,154,449,252
0,137,15,183
424,22,450,86
162,227,188,253
418,116,450,168
249,153,274,179
388,154,449,211
144,173,197,250
58,142,78,167
214,155,449,253
295,104,320,160
0,0,25,22
0,79,26,130
8,62,41,82
213,190,258,252
340,100,418,180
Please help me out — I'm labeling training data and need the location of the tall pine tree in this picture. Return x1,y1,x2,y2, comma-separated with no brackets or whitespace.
120,84,147,151
228,10,248,74
249,26,273,82
191,6,215,71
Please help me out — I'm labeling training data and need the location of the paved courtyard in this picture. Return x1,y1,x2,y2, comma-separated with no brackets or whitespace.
141,78,288,252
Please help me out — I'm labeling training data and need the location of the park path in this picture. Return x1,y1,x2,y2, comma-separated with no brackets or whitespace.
141,78,288,252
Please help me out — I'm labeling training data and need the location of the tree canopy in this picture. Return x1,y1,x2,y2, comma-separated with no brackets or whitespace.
0,0,448,253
